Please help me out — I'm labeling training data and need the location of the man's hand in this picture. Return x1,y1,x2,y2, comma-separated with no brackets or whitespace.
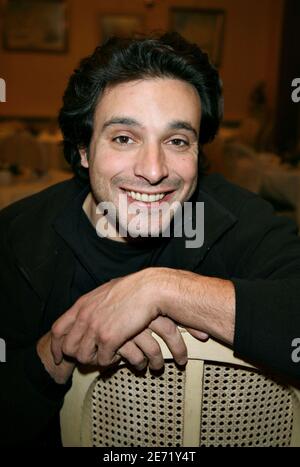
37,331,76,384
51,269,161,368
50,267,215,372
115,316,194,370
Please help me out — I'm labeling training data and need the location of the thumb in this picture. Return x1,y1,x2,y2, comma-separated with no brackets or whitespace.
185,327,210,342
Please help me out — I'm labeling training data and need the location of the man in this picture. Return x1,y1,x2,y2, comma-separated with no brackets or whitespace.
1,33,300,446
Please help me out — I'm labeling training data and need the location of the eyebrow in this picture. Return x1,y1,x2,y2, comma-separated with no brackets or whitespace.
168,120,198,138
102,117,141,131
102,117,198,138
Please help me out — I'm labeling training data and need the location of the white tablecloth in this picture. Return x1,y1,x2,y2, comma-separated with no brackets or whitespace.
0,170,72,210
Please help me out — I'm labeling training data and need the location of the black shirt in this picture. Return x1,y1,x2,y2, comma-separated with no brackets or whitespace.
55,187,171,305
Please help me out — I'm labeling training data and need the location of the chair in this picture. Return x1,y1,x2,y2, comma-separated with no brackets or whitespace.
60,330,300,447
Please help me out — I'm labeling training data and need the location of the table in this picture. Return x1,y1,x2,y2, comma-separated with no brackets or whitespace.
0,169,72,210
36,132,68,170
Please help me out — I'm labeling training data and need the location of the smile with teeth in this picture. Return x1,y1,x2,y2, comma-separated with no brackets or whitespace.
124,190,167,202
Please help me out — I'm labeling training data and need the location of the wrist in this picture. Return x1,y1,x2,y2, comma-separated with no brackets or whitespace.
156,268,235,344
144,267,185,319
139,268,235,346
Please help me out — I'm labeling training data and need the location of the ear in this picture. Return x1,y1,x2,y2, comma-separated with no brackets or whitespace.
79,147,89,168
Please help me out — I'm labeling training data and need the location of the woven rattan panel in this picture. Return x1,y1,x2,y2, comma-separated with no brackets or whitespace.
90,363,185,447
200,363,293,447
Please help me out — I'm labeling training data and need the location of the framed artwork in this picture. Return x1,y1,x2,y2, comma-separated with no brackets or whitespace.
170,9,225,67
100,15,144,43
3,0,68,53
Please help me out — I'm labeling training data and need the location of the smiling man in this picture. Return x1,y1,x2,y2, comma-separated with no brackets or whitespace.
1,33,300,446
80,78,200,240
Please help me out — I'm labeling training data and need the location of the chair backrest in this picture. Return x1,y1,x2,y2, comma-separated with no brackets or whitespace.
60,331,300,447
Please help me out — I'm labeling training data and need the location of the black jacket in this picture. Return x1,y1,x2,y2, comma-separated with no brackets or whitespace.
1,173,300,446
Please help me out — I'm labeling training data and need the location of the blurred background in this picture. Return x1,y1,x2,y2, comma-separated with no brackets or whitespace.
0,0,300,227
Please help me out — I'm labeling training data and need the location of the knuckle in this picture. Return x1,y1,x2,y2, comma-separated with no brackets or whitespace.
76,308,90,325
97,329,110,346
76,295,87,307
153,316,177,338
97,355,111,368
51,323,62,338
98,326,117,348
162,320,177,337
122,347,146,368
90,320,101,336
62,342,75,357
130,355,145,367
148,343,161,359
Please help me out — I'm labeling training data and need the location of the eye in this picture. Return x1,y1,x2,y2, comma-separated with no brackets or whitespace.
167,138,189,147
113,135,135,145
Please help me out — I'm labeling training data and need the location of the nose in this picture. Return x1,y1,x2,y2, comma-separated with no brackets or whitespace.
134,142,169,184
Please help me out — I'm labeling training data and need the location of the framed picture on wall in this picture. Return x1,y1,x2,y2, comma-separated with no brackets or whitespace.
100,15,144,43
170,9,225,67
3,0,68,53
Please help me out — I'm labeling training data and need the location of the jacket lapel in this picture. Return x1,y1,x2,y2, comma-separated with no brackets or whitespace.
7,179,82,302
154,185,238,271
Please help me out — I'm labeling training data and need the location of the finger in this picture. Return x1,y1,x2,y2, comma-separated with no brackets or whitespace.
60,314,89,359
66,336,122,369
186,327,210,341
76,329,99,364
82,350,122,370
113,341,148,371
50,335,64,365
133,329,164,370
52,304,79,337
149,316,187,366
51,305,79,363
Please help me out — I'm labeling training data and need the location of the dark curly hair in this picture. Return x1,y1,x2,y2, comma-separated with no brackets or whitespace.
58,32,223,180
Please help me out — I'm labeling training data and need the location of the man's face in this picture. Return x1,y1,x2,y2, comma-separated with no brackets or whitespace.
80,78,201,240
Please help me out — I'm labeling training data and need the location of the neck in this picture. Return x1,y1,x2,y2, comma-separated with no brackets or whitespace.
82,192,128,243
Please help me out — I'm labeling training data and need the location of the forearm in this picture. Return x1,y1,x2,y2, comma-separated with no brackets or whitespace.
155,268,236,346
